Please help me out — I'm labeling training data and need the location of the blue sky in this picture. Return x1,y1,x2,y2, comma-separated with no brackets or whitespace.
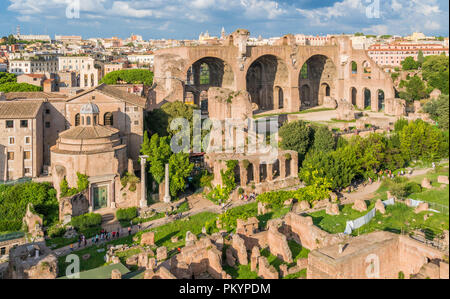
0,0,448,39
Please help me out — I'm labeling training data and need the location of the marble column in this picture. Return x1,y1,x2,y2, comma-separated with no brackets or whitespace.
139,155,149,208
290,153,299,178
163,163,171,203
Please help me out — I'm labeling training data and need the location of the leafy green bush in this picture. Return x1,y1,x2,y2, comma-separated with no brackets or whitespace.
116,207,138,222
47,224,66,238
256,190,296,209
120,172,140,192
217,203,258,231
70,213,102,230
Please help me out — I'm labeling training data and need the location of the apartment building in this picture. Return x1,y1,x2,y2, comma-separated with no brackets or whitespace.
9,54,59,75
367,42,449,67
58,56,99,88
0,101,44,181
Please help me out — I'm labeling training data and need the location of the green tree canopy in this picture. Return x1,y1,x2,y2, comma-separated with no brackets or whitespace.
140,132,172,184
401,56,420,71
422,55,449,95
279,120,314,163
100,69,153,86
0,82,42,93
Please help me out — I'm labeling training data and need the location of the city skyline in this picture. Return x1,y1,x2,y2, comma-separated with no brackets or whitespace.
1,0,449,40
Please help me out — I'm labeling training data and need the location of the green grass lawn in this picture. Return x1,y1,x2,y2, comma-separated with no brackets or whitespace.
253,107,334,119
135,212,219,251
305,200,375,234
57,234,135,277
305,165,449,237
223,264,260,279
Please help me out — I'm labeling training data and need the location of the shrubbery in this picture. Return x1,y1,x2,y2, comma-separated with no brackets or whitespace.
70,213,102,230
116,207,138,222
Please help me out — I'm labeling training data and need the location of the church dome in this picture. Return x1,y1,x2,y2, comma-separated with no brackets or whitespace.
80,102,100,114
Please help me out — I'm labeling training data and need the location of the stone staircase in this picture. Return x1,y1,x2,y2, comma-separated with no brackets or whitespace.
96,208,120,231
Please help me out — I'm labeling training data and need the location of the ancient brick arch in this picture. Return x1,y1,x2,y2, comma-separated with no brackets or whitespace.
184,56,236,108
245,54,290,111
153,32,395,113
298,54,337,109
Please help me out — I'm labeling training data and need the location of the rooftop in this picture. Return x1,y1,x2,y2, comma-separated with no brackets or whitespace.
0,100,43,119
59,125,119,140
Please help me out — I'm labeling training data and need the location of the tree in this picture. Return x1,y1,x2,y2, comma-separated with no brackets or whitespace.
146,101,197,137
279,120,314,163
417,50,425,65
399,75,428,102
423,95,449,130
168,153,194,197
401,57,420,70
0,72,16,84
100,69,153,86
140,132,172,184
0,82,42,93
399,119,446,161
312,126,335,153
422,55,449,95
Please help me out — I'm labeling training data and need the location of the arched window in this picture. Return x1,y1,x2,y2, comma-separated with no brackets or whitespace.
278,88,284,109
75,113,80,126
351,61,358,74
199,63,210,85
93,115,97,125
326,85,330,96
104,112,113,126
86,116,91,125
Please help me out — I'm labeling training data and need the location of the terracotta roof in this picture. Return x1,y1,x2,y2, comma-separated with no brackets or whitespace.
0,100,43,119
67,83,147,108
21,74,46,79
59,125,119,139
5,92,68,100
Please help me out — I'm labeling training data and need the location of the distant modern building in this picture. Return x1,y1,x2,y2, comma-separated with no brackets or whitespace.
367,42,449,67
127,54,154,67
58,56,99,88
9,54,59,75
13,34,51,42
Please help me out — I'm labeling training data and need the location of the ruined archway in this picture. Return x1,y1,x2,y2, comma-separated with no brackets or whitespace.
246,55,289,112
185,57,235,113
351,61,358,75
298,55,337,109
319,83,331,106
362,61,372,78
364,88,372,109
275,86,284,109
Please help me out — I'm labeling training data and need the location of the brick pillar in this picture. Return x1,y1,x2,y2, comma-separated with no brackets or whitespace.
267,163,273,181
290,153,298,178
253,162,260,184
279,157,286,179
239,161,247,187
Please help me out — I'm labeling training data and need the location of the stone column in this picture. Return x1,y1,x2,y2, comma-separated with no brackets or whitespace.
267,163,273,181
239,161,247,187
110,179,116,208
253,162,260,184
163,163,171,203
139,155,149,208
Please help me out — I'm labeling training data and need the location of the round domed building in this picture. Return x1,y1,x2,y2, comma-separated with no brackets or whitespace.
51,103,129,214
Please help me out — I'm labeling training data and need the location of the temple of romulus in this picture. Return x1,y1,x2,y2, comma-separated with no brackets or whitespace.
152,29,395,114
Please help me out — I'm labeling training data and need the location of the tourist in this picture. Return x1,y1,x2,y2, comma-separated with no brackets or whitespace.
78,236,82,248
128,226,132,236
112,231,116,238
83,235,87,247
70,243,74,252
116,230,120,238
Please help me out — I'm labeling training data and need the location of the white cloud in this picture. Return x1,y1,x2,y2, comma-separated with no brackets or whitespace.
424,21,441,30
